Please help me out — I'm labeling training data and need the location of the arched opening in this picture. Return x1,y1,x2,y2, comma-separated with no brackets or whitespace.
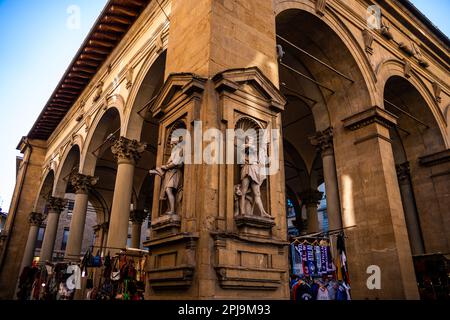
277,9,368,234
32,170,55,262
118,51,167,248
276,8,372,292
83,107,122,253
50,145,97,260
384,76,447,256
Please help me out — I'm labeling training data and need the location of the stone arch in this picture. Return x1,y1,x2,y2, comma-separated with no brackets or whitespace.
377,60,448,147
384,74,449,254
53,144,81,198
274,0,377,110
123,50,167,141
33,169,55,213
80,106,122,176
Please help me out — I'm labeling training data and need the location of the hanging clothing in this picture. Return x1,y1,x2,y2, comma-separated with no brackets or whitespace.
290,243,303,276
314,245,322,276
317,284,330,300
295,281,314,301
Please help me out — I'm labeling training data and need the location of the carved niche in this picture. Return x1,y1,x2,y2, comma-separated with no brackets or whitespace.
143,73,206,291
233,116,275,235
150,120,187,235
212,67,287,291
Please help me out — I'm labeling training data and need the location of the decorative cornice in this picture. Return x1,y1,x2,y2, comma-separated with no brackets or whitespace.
69,173,98,194
46,197,67,214
111,136,146,165
28,212,45,226
342,106,398,131
419,149,450,167
212,67,286,112
309,127,334,156
150,73,207,118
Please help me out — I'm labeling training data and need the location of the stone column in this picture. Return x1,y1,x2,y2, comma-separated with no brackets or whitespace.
310,127,343,231
299,189,324,233
342,106,419,299
107,137,146,252
39,197,66,263
65,173,98,260
396,162,425,255
129,210,148,249
19,212,45,270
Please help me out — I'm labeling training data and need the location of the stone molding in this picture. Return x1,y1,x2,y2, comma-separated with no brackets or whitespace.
212,67,286,112
69,173,98,194
342,106,398,131
315,0,326,16
419,149,450,167
111,136,146,165
234,215,276,230
150,73,207,118
144,233,198,290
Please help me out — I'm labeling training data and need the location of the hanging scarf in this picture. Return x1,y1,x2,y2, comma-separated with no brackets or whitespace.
301,243,309,276
320,245,328,275
314,245,322,276
290,243,303,276
306,244,316,276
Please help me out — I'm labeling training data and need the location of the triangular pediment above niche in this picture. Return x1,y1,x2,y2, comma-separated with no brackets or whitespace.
212,67,286,112
150,72,207,118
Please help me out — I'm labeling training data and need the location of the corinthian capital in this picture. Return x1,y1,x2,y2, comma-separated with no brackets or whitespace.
46,197,67,214
111,137,147,164
299,189,323,206
28,212,45,226
70,173,98,194
130,209,148,225
396,162,411,183
309,127,334,156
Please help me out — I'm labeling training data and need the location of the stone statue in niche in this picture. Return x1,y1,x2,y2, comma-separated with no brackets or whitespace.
237,136,271,218
234,184,252,216
150,135,184,215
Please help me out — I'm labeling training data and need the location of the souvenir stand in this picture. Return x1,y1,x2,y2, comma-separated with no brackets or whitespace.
16,246,148,301
289,227,352,301
79,246,148,300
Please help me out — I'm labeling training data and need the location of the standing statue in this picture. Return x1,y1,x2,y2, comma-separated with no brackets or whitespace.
239,136,271,218
150,135,184,215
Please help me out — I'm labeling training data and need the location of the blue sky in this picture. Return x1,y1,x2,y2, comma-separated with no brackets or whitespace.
0,1,448,212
